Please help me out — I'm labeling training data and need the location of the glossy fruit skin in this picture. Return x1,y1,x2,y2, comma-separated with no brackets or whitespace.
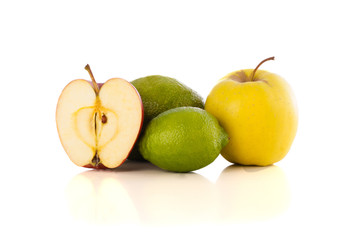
132,75,204,123
130,75,204,161
139,107,228,172
205,69,298,166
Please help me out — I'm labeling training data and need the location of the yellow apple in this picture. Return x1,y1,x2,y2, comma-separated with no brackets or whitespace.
205,57,298,166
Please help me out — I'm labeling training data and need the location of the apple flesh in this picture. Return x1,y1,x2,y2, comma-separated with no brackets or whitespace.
56,66,143,169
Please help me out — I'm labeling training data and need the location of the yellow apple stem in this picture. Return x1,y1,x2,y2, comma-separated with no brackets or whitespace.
84,64,100,95
250,56,275,81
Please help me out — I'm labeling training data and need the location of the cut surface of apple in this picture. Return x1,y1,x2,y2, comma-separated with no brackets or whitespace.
56,66,143,169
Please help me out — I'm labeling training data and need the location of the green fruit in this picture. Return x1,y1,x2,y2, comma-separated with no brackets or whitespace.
139,107,229,172
131,75,204,123
129,75,204,161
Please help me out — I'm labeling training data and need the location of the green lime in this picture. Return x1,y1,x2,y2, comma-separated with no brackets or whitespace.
131,75,204,122
130,75,204,161
139,107,228,172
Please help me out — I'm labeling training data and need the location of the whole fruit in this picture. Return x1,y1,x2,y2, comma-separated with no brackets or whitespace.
131,75,204,122
205,57,298,166
139,107,228,172
130,75,204,161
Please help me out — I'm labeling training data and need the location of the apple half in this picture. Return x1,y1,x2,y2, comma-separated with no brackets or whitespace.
56,65,144,169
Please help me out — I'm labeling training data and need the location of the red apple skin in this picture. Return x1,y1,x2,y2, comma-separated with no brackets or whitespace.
80,80,144,169
93,81,104,90
83,163,107,169
123,82,145,159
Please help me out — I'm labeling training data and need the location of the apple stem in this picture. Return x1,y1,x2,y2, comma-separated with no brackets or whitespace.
250,56,275,81
85,64,100,95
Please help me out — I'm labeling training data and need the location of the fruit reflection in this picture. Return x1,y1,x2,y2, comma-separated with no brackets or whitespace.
66,161,215,225
216,165,290,222
121,165,216,224
66,169,139,224
66,162,290,224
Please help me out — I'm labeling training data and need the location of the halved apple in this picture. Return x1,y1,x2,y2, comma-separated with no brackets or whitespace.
56,65,144,169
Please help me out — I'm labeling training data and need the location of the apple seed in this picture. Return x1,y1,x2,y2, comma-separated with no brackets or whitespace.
101,114,107,124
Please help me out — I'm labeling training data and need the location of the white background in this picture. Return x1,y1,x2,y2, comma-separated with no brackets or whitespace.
1,0,342,239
